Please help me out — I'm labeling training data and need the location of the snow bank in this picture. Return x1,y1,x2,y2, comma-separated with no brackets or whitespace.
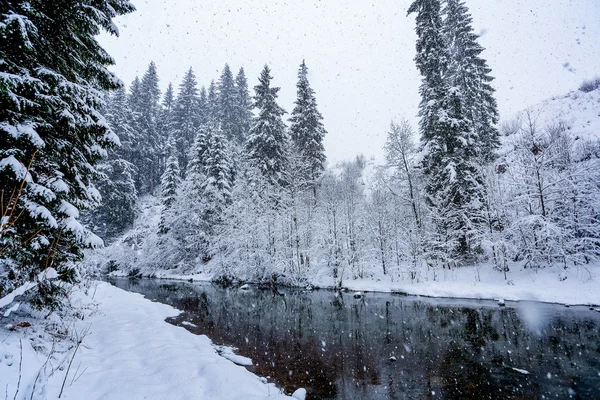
120,261,599,306
318,263,599,306
0,282,291,399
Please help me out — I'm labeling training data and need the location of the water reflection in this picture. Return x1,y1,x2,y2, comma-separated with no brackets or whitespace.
109,278,600,399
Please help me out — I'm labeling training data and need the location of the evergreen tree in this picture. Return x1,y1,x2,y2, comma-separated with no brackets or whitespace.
408,0,484,262
136,61,162,192
171,68,201,173
443,0,499,162
234,67,253,143
157,82,175,171
128,77,142,112
289,60,327,193
0,0,135,306
139,62,161,115
88,158,138,240
108,86,138,163
126,77,144,179
158,140,181,234
217,64,237,142
246,65,288,187
191,123,234,248
188,124,210,177
162,83,175,113
198,86,208,125
86,88,139,241
202,125,233,206
168,128,211,262
207,80,219,123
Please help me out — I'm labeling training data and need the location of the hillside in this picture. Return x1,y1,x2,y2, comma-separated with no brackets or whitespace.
501,84,600,143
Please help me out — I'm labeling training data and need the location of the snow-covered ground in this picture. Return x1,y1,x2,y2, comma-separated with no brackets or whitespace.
514,87,600,143
117,262,599,306
0,282,294,400
316,263,599,306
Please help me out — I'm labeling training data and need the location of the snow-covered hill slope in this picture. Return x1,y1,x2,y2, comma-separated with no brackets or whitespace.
501,85,600,142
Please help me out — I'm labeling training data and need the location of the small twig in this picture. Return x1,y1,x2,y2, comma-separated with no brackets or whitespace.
30,339,56,400
58,324,90,398
72,366,88,385
70,362,81,385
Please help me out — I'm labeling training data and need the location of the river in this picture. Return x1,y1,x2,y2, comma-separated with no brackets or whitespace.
107,278,600,399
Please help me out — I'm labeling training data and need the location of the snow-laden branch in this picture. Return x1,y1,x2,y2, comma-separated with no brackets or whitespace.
0,268,58,314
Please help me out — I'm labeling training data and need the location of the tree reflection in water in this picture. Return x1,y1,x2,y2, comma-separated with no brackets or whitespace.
110,278,600,399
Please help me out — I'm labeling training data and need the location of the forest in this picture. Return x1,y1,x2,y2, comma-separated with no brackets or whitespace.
1,0,599,306
83,5,600,291
1,1,600,399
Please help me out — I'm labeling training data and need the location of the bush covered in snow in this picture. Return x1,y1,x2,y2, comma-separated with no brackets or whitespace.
579,76,600,93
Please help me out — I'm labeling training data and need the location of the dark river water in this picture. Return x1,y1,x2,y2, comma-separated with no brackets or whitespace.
108,278,600,399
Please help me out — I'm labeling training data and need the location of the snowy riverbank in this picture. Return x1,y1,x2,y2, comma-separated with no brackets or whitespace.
120,262,600,306
1,282,294,400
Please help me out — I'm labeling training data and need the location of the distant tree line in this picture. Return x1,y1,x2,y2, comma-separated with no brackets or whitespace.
108,0,599,286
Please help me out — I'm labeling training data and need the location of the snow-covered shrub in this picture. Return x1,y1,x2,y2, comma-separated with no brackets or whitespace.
579,76,600,93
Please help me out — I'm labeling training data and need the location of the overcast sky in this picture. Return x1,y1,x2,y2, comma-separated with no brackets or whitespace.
99,0,600,165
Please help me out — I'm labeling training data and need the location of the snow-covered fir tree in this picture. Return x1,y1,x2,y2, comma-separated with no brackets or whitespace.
167,127,212,263
408,0,486,263
137,61,162,192
246,65,288,188
202,125,233,207
198,86,208,125
162,83,175,114
88,158,138,241
107,86,138,165
234,67,253,143
158,140,181,234
0,0,135,306
217,64,238,142
289,60,327,194
171,68,201,174
443,0,500,162
128,76,142,111
207,80,219,123
157,83,175,172
87,88,139,240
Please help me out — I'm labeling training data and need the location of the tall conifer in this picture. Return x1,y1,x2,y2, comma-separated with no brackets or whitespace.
0,0,135,305
246,65,288,187
172,68,200,173
217,64,237,142
289,61,327,192
235,68,253,143
443,0,499,162
408,0,484,262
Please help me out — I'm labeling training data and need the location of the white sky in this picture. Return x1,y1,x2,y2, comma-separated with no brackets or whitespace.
99,0,600,165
